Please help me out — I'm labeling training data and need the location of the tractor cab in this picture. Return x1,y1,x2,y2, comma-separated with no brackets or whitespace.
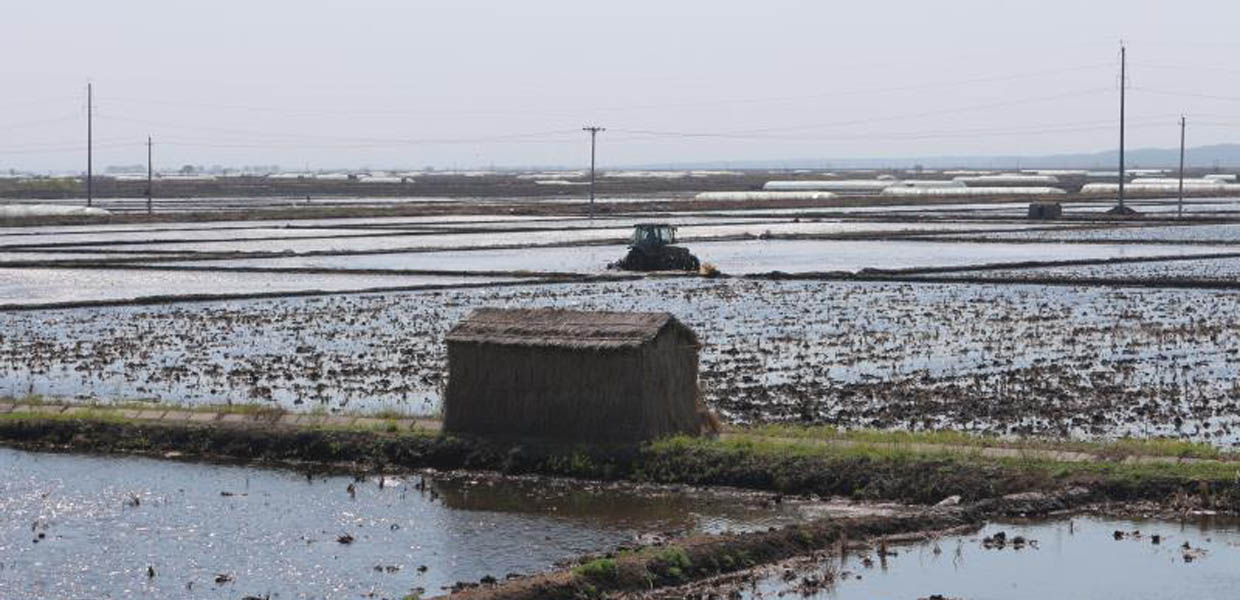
609,223,700,272
631,223,677,247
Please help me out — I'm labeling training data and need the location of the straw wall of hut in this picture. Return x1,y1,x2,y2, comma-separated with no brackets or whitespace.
443,308,705,442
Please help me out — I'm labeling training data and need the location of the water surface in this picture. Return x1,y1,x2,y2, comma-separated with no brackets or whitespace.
0,448,813,599
741,515,1240,599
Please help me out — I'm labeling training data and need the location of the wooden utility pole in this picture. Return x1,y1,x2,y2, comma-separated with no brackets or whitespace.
1178,115,1186,219
146,136,153,215
1117,44,1126,212
583,125,604,219
86,83,93,208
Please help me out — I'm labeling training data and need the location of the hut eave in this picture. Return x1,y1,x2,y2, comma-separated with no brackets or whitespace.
446,307,696,350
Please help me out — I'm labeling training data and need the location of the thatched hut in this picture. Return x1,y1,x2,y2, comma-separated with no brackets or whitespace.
443,307,708,442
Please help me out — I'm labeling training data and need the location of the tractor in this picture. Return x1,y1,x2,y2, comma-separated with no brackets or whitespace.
610,223,701,272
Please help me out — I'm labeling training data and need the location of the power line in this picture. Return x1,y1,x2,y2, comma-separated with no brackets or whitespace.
609,87,1114,138
1131,86,1240,104
1131,60,1240,77
150,136,582,150
0,140,138,154
0,96,80,110
95,115,582,145
590,63,1117,111
97,63,1115,117
0,114,82,132
609,118,1174,143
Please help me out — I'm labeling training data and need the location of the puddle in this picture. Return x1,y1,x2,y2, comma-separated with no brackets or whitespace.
737,515,1240,599
0,447,827,599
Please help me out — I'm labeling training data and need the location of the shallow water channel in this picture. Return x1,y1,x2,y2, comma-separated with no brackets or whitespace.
0,448,814,599
741,515,1240,599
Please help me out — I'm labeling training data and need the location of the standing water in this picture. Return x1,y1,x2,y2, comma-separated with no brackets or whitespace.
0,448,817,599
736,516,1240,599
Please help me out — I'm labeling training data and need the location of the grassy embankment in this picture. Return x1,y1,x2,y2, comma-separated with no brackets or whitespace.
0,400,1237,510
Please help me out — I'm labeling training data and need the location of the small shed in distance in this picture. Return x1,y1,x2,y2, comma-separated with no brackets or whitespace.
443,307,706,443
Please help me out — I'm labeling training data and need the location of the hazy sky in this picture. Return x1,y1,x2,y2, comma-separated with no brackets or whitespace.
4,0,1240,172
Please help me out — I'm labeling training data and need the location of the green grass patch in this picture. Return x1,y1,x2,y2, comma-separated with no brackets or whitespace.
572,558,619,582
195,403,286,418
739,424,1231,462
650,546,692,581
352,407,414,420
0,409,135,425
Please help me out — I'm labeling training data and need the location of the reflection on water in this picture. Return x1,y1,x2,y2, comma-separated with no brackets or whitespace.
0,448,807,599
743,515,1240,599
431,476,823,536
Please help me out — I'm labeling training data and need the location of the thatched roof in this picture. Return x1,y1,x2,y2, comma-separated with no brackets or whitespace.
447,307,695,350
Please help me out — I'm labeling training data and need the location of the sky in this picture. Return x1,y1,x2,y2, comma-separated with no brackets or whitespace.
4,0,1240,172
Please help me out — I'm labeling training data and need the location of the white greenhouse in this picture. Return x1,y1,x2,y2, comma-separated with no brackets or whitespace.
1080,182,1238,194
952,174,1060,185
694,191,837,201
763,180,893,192
881,186,1066,197
1130,178,1228,186
885,180,966,188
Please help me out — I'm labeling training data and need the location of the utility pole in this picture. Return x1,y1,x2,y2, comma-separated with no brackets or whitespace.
1117,43,1127,212
86,83,93,208
583,125,604,219
1178,115,1186,219
146,136,153,215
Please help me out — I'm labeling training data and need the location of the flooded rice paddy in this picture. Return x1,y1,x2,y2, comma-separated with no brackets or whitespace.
922,255,1240,283
6,201,1240,445
0,269,526,306
0,226,410,248
3,220,1051,256
720,515,1240,599
137,238,1230,276
4,277,1240,444
0,447,829,599
957,223,1240,244
20,238,1236,283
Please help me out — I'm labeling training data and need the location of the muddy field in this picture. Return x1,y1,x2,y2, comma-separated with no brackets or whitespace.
915,255,1240,283
4,277,1240,444
5,194,1240,447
